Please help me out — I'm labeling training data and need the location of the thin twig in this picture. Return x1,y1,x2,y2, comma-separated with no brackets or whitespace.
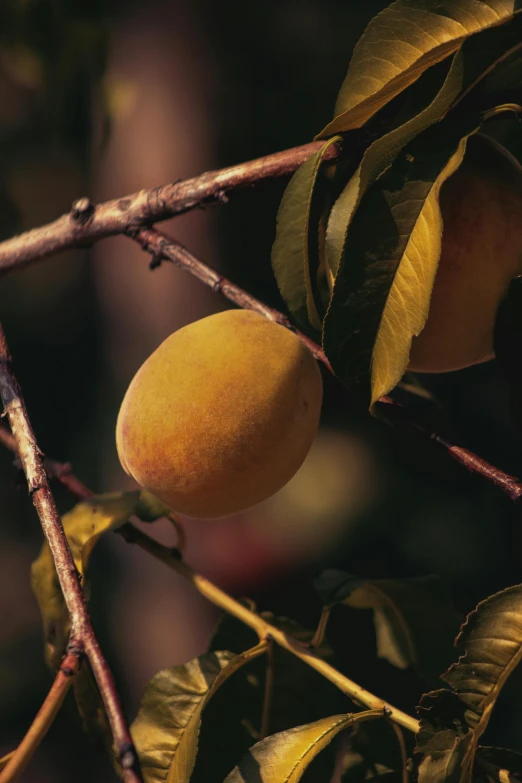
118,522,420,734
308,605,333,649
128,225,522,502
0,644,82,783
387,720,409,783
0,326,143,783
0,140,342,277
260,636,275,740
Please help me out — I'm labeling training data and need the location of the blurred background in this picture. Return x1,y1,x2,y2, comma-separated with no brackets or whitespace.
1,1,522,780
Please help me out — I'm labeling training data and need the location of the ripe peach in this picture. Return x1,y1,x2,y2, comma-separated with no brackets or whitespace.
116,310,322,518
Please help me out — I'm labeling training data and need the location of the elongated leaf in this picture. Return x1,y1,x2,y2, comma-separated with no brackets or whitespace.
271,136,341,330
31,491,141,668
319,0,520,137
314,570,459,682
322,103,485,405
326,12,522,281
224,711,382,783
132,647,265,783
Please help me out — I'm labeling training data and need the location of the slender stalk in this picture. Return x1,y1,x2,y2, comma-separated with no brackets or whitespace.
118,522,420,734
308,605,333,649
0,646,82,783
387,721,409,783
260,637,275,740
0,140,341,277
0,326,143,783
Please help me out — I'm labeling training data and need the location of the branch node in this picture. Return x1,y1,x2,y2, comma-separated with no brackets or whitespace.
118,743,137,770
216,189,229,205
71,198,95,224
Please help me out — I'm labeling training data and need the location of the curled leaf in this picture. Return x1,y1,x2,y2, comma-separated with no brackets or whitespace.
271,136,341,331
225,711,383,783
131,646,266,783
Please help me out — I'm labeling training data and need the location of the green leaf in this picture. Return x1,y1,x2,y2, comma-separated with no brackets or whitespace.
224,711,383,783
319,0,520,137
314,571,459,682
31,491,141,668
271,136,341,331
325,13,522,281
415,584,522,783
131,647,265,783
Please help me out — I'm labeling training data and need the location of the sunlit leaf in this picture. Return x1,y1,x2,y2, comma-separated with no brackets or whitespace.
224,711,383,783
325,13,522,281
271,136,341,331
131,647,265,783
319,0,521,137
314,570,459,682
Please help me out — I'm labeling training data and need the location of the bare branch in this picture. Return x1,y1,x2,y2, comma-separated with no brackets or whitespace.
0,140,341,277
0,644,82,783
128,225,522,502
0,326,143,783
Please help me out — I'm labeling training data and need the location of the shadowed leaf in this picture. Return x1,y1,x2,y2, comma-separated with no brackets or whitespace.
415,584,522,783
271,136,341,331
319,0,521,137
314,570,460,682
415,690,473,783
131,647,265,783
31,491,141,668
224,711,383,783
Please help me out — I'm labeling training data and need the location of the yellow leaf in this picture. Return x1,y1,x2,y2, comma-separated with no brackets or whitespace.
224,711,383,783
370,135,469,405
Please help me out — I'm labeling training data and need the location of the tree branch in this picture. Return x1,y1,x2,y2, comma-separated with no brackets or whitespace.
0,644,82,783
0,326,143,783
128,225,522,503
0,140,341,277
0,419,419,735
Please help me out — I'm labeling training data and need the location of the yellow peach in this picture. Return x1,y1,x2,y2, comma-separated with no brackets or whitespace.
116,310,322,518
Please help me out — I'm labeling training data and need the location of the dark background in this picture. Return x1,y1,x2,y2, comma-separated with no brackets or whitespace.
1,1,522,780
